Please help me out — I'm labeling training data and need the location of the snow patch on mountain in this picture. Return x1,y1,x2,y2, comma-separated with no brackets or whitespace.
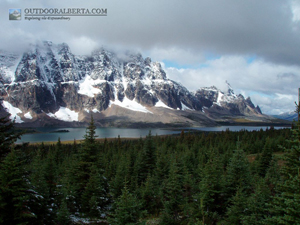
24,112,33,119
181,102,193,110
216,91,224,106
155,99,173,110
92,108,99,113
141,77,153,86
1,101,23,123
47,107,78,121
109,97,152,114
78,75,106,97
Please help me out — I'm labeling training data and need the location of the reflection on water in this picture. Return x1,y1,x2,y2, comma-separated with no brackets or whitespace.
16,126,288,144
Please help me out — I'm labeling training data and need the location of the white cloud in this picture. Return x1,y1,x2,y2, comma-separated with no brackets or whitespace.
164,56,300,114
292,0,300,22
149,47,206,66
1,0,300,65
68,36,100,56
251,93,296,115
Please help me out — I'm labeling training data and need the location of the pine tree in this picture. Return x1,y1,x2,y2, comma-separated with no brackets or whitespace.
264,157,281,196
155,145,169,182
56,197,71,225
181,166,195,222
225,187,248,225
81,115,98,163
264,121,300,224
54,137,63,164
43,149,59,217
160,157,184,224
195,154,225,224
28,149,52,224
138,131,156,184
242,176,271,225
0,149,37,224
109,181,144,225
61,117,111,219
140,174,159,215
225,145,252,200
258,137,273,177
73,116,99,199
81,165,110,218
0,115,22,160
111,153,131,198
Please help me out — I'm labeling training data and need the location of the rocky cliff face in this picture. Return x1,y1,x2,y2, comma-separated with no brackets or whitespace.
0,41,266,127
194,82,262,117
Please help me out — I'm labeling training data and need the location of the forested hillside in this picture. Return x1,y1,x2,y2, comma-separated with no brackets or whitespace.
0,115,299,224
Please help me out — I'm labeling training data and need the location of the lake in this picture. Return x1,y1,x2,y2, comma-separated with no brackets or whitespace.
15,126,289,144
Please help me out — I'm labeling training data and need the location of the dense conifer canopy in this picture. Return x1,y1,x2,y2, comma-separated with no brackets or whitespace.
0,115,299,224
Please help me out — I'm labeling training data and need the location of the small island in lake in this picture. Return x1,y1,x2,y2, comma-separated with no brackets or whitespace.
50,129,70,133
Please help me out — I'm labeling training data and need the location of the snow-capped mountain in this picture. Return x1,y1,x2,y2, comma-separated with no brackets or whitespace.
195,82,262,117
0,41,269,127
272,111,297,121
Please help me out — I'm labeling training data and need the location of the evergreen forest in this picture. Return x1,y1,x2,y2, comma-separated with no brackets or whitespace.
1,115,300,225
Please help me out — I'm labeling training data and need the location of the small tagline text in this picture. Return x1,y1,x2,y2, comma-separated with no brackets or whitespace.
25,16,71,21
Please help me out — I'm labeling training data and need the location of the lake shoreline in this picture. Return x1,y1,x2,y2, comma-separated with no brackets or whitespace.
16,120,292,135
15,125,291,145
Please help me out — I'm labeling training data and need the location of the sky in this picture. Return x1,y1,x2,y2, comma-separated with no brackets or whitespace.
1,0,300,115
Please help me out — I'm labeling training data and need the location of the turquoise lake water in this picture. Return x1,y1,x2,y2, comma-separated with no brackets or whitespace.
16,126,288,144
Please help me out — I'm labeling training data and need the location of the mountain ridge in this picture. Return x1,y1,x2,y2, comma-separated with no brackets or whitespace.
0,41,282,127
272,111,297,122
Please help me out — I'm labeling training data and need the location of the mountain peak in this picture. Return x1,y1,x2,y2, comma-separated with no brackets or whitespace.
43,40,53,46
225,80,234,95
0,41,265,127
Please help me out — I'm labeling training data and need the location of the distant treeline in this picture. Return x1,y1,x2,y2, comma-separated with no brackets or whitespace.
1,115,299,224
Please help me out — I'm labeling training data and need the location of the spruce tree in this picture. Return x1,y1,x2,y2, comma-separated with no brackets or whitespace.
258,137,273,177
54,137,63,164
160,157,184,224
56,197,71,225
0,149,36,224
225,187,248,225
264,157,281,196
225,145,252,200
28,149,52,224
81,165,110,219
181,166,195,223
109,181,144,225
81,115,98,163
61,117,112,220
43,149,59,217
196,154,225,224
0,115,21,160
140,174,159,215
264,121,300,224
138,131,156,184
242,176,271,225
73,115,99,201
111,153,131,198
